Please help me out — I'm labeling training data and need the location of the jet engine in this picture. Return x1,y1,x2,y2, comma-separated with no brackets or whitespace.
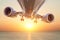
4,7,18,17
42,13,54,23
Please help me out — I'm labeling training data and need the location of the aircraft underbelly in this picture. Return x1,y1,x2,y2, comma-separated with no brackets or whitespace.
18,0,45,13
23,0,35,13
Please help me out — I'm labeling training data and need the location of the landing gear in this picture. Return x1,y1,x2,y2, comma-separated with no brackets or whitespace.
21,18,24,21
20,16,24,21
34,19,37,23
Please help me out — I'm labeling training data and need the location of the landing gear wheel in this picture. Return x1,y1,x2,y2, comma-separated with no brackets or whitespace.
21,18,24,21
34,20,37,23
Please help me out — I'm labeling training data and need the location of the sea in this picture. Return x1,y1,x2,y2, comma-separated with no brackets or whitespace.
0,32,60,40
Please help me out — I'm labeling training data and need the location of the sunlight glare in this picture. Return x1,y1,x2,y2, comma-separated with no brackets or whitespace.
23,19,35,31
25,21,33,29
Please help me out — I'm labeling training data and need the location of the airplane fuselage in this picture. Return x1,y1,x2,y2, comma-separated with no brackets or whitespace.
18,0,45,18
23,0,35,18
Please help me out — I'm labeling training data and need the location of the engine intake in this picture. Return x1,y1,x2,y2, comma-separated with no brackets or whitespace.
42,13,54,23
4,7,17,17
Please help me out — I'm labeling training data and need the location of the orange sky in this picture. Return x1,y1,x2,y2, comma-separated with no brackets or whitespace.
0,0,60,32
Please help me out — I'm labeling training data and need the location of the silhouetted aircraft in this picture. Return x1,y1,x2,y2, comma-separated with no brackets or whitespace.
4,0,54,23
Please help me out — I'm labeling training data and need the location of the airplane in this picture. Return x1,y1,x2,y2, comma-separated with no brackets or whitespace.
4,0,54,23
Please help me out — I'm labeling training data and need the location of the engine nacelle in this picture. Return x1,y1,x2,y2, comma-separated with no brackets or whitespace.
42,13,54,23
4,7,18,17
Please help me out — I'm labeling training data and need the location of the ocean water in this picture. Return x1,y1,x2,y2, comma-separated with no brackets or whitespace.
0,32,60,40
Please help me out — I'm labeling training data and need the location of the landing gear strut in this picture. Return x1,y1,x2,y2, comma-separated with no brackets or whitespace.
21,16,24,21
34,19,37,23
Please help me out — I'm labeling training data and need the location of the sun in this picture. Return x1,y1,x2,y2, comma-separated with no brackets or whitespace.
23,19,35,31
21,19,43,32
25,22,33,29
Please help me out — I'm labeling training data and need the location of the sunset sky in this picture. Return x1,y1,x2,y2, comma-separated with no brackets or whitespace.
0,0,60,32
